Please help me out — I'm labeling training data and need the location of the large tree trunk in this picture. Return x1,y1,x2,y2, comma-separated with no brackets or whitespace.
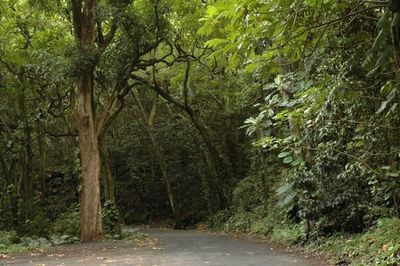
72,0,103,242
76,72,102,241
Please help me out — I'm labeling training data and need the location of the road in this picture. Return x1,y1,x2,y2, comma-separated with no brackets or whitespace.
2,228,326,266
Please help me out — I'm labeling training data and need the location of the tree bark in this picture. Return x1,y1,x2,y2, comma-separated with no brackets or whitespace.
76,72,102,241
72,0,103,241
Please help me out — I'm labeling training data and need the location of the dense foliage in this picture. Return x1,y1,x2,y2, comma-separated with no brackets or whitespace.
0,0,399,264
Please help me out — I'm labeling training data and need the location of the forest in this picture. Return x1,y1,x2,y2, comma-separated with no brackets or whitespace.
0,0,399,265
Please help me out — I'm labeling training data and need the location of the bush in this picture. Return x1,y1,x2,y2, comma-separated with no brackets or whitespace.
250,217,274,235
232,175,262,211
0,230,18,245
224,211,256,233
50,208,80,237
19,236,51,247
270,222,307,245
207,209,233,231
312,218,400,265
22,212,51,237
102,200,120,235
121,227,147,241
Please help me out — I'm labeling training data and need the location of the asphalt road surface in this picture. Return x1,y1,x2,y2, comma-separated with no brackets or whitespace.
2,228,326,266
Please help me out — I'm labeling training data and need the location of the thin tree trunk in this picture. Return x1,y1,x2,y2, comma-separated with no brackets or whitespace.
131,67,228,212
186,112,225,212
133,92,182,228
18,90,33,220
37,121,47,195
99,139,121,235
196,136,217,215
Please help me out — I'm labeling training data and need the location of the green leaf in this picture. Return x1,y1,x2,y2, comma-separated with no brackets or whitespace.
229,51,239,69
283,156,294,164
278,151,290,158
276,183,292,195
280,192,296,206
377,89,397,114
376,100,389,114
205,38,229,48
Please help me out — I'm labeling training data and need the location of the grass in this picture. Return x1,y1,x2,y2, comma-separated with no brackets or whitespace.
0,230,29,254
0,243,31,254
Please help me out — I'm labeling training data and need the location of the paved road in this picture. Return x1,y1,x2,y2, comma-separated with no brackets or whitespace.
2,228,325,266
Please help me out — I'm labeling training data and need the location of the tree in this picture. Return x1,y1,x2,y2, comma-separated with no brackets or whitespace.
70,0,104,241
133,89,183,228
70,0,172,240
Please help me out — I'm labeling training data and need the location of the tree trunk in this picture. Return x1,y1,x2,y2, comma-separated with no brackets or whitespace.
196,137,218,215
99,139,121,235
18,89,33,220
76,71,102,241
186,112,225,212
37,121,47,196
131,69,227,212
134,93,182,228
151,132,183,229
72,0,103,242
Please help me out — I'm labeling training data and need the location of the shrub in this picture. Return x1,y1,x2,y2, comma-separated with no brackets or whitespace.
121,227,147,241
270,222,307,245
23,212,51,237
102,200,120,235
207,209,233,231
224,211,255,233
50,208,80,237
0,230,18,245
312,218,400,265
250,217,274,235
232,176,261,211
19,236,51,247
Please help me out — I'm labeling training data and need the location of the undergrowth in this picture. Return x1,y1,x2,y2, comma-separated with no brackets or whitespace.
207,211,400,265
308,218,400,266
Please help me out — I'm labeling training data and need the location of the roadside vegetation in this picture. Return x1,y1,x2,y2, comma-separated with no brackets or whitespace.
0,0,399,265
